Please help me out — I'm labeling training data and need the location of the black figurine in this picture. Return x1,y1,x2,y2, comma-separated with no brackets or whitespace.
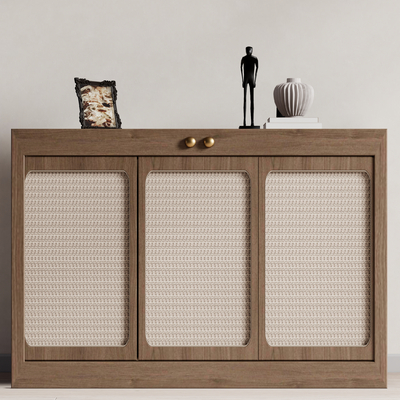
240,46,260,129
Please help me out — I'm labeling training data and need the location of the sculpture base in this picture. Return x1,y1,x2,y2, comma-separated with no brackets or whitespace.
239,125,260,129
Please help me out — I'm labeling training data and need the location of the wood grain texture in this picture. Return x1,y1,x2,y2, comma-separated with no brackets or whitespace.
138,157,259,360
11,129,386,388
11,133,25,387
12,129,385,157
12,360,386,388
23,157,138,361
374,133,387,387
259,157,375,361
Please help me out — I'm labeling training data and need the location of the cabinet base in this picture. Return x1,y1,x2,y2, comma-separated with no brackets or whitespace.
12,360,387,388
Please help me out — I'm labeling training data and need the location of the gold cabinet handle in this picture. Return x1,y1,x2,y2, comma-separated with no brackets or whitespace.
185,137,196,148
203,137,215,148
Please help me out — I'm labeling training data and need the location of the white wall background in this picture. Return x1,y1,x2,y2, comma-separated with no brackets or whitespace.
0,0,398,356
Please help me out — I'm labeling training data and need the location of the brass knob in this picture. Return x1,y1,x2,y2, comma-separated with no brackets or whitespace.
203,137,215,148
185,137,196,148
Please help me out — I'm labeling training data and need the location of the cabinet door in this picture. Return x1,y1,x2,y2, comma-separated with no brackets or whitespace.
139,157,258,360
259,157,374,360
23,157,137,360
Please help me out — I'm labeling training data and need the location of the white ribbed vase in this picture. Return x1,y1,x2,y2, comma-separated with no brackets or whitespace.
273,78,314,117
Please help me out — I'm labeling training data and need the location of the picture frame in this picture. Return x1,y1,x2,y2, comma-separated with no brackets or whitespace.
74,77,122,129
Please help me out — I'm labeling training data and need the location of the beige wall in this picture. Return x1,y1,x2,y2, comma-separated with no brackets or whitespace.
0,0,398,354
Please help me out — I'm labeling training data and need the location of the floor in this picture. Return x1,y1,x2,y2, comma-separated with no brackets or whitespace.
0,374,399,400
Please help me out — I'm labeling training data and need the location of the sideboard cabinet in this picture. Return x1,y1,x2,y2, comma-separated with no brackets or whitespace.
12,129,387,388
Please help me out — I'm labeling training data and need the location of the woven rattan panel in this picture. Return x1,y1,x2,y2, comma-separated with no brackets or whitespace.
145,171,251,347
25,172,129,347
265,171,371,347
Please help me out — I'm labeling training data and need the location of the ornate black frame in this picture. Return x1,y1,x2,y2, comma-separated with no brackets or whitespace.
74,77,122,129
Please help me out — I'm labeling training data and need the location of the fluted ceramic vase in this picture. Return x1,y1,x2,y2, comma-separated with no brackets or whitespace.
273,78,314,117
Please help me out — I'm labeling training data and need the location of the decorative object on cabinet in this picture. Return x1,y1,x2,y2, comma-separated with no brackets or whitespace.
273,78,314,117
264,116,322,129
240,46,260,129
12,129,386,389
74,77,122,129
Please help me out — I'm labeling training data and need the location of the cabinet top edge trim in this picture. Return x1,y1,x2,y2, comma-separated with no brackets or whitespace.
11,128,387,135
11,129,386,157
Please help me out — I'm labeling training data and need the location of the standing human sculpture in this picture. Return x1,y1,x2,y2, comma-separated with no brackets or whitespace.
240,46,259,128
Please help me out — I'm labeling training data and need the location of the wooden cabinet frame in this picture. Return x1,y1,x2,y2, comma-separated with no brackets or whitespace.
12,129,387,388
138,157,259,360
259,156,374,361
22,157,137,361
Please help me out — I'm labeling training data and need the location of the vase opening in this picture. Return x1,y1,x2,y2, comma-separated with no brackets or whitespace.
287,78,301,83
